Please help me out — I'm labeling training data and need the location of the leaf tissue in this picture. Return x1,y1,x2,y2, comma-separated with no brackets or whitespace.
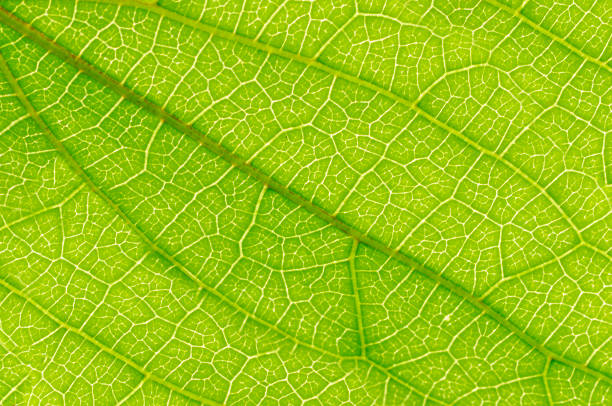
0,0,610,404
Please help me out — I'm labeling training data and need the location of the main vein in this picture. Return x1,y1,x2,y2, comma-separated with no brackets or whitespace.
0,6,609,387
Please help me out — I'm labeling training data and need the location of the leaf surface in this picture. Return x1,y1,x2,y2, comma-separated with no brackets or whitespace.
0,0,610,404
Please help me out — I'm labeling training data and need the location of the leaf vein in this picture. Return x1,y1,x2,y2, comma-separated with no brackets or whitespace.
0,5,609,388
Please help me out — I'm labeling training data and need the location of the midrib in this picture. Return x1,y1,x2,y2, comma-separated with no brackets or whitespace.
0,5,610,389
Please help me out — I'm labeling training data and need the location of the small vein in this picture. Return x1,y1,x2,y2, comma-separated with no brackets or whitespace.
348,239,365,356
543,357,554,406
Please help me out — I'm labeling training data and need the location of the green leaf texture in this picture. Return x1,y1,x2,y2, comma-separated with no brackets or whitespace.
0,0,610,404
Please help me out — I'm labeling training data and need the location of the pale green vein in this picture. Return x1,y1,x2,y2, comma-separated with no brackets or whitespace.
543,357,554,406
1,7,608,386
0,36,439,403
0,183,86,233
0,372,29,404
116,379,147,406
478,243,582,300
483,0,611,75
348,239,365,357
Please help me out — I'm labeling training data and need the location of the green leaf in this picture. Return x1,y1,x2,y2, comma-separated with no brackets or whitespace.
0,0,610,404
